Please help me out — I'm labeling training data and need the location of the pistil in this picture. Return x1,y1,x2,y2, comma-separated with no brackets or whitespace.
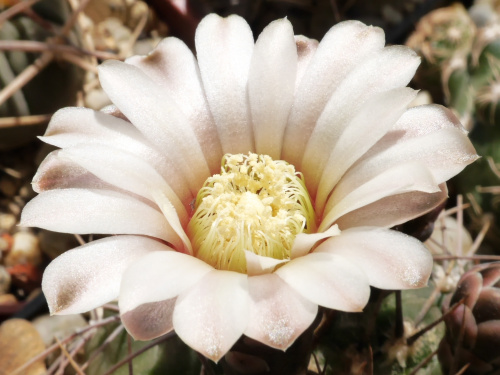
188,153,315,273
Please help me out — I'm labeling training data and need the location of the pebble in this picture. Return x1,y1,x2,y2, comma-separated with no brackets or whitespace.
0,266,11,295
4,231,42,268
84,88,112,111
7,201,20,216
33,314,88,347
0,213,16,232
19,183,35,200
0,319,46,375
0,177,18,197
0,293,16,304
408,91,433,108
0,233,13,252
0,238,6,259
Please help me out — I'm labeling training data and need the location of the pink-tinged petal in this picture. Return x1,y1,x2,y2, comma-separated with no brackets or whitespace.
290,224,340,259
59,145,188,224
319,162,439,232
343,106,478,192
245,251,288,276
100,104,128,120
20,189,181,247
282,21,385,166
195,14,254,154
173,270,249,362
98,60,210,194
42,107,193,206
316,227,433,289
249,18,297,158
121,298,176,341
294,36,318,92
276,252,370,311
314,87,418,211
126,37,223,174
245,274,318,350
342,127,477,194
33,150,111,193
301,47,420,192
152,190,192,254
42,236,167,314
32,153,185,248
336,184,448,230
119,251,212,314
390,104,468,141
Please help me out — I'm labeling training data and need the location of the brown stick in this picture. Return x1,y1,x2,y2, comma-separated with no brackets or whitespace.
0,113,51,128
0,51,53,107
10,315,121,375
101,333,175,375
0,0,41,25
0,40,120,60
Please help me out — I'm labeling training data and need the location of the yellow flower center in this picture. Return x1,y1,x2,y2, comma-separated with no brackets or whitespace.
188,153,315,273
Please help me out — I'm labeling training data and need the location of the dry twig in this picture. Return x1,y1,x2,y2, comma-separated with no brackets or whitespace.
0,0,41,25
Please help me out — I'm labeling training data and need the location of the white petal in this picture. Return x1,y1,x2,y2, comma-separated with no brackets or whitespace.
282,21,385,165
195,14,254,154
319,162,439,232
276,252,370,311
314,87,418,211
391,104,468,140
336,183,448,230
42,107,193,206
173,270,249,362
294,35,318,92
31,153,187,249
249,18,297,158
342,105,478,193
151,190,193,254
290,224,340,259
301,46,420,191
121,298,176,341
316,227,433,289
59,145,188,224
20,189,181,246
245,274,318,350
245,251,288,276
42,236,166,314
33,150,112,192
126,37,223,174
119,251,213,314
342,127,478,192
98,60,210,194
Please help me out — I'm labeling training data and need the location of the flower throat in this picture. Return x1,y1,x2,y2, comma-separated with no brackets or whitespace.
187,153,315,273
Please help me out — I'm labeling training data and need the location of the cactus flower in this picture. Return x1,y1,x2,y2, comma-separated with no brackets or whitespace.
21,14,478,362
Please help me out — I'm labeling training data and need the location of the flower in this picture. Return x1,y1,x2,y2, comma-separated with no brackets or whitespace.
21,14,478,362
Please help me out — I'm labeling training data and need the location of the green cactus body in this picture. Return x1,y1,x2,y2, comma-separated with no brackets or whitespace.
443,57,475,129
406,4,476,101
472,38,500,126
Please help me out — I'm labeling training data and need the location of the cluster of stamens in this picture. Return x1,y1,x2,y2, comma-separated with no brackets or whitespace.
187,153,315,273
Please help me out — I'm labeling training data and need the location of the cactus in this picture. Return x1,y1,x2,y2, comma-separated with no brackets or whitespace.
406,3,476,106
405,2,500,129
438,262,500,374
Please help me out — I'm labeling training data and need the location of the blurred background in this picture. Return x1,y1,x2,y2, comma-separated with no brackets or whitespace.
1,0,500,374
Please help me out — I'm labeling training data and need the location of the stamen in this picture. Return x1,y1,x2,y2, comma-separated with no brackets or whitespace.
187,153,315,273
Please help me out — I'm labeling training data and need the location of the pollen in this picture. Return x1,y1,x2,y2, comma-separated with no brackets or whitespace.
187,153,315,273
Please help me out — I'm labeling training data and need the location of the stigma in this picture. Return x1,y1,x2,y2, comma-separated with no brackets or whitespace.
187,153,315,273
